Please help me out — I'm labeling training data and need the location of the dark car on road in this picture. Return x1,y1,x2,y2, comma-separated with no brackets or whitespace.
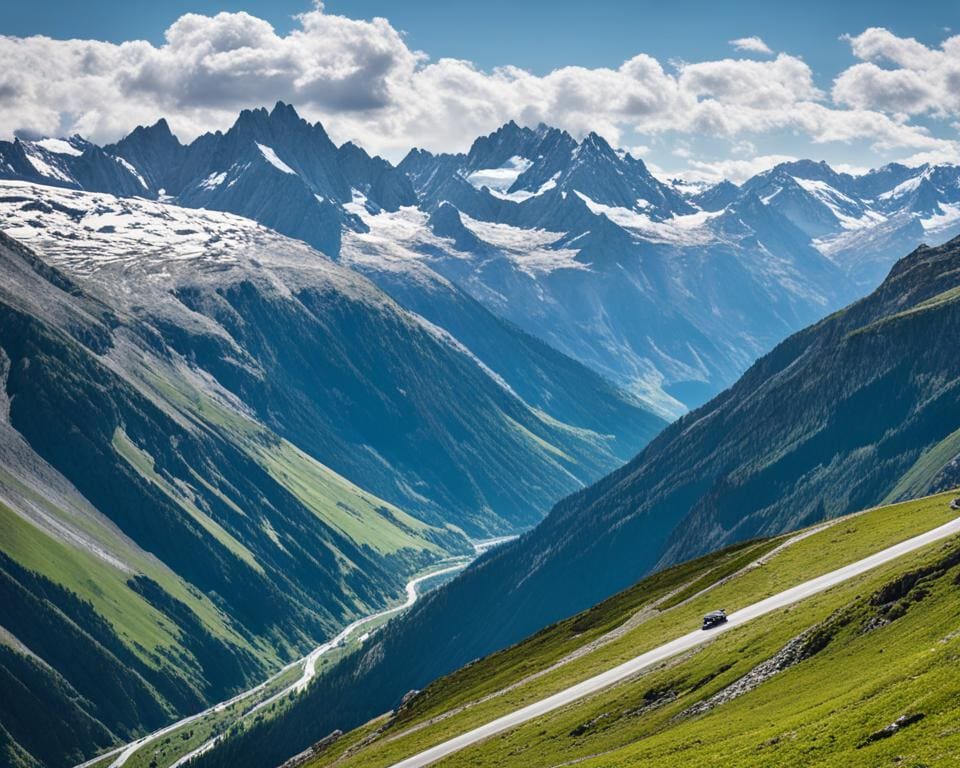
702,609,727,629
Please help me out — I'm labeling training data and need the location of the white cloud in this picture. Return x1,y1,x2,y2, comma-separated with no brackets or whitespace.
833,27,960,117
674,154,800,184
729,36,774,55
677,54,820,109
0,10,955,176
895,145,960,168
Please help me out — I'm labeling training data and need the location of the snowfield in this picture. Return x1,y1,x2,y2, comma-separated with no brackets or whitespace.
0,181,389,315
465,155,533,193
458,213,587,275
574,191,722,246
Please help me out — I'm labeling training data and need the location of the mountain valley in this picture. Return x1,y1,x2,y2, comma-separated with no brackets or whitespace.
185,231,960,768
1,101,959,768
0,178,660,767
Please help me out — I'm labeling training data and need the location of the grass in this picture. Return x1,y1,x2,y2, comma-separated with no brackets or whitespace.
859,282,960,333
306,491,960,768
255,438,449,557
885,425,960,502
0,461,251,655
0,353,474,767
112,427,265,573
123,664,305,768
503,413,574,463
0,499,183,661
82,754,122,768
136,359,465,560
0,466,270,674
436,539,960,768
657,538,781,610
846,281,960,339
133,362,264,439
392,538,780,730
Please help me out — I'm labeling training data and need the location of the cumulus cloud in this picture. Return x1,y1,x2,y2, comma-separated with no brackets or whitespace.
833,27,960,116
678,54,820,109
0,7,426,146
729,36,774,55
0,9,955,172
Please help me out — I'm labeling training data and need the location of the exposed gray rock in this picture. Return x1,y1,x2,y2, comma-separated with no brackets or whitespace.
678,632,813,719
858,713,925,747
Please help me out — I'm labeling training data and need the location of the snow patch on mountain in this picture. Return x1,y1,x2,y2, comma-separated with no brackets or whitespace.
0,181,359,292
34,138,83,157
336,206,462,294
114,156,148,189
256,143,297,175
482,171,561,203
574,192,720,245
922,201,960,232
877,174,924,201
344,204,437,249
465,156,532,193
23,146,72,183
792,177,885,230
200,171,228,190
458,213,586,275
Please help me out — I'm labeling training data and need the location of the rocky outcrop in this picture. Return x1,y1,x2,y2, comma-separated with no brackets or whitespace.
858,713,925,747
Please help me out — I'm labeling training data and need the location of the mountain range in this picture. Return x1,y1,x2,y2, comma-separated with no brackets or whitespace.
5,104,960,415
3,102,960,768
189,233,960,768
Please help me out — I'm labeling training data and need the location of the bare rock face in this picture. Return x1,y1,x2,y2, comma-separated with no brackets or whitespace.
398,689,421,710
678,624,825,719
858,713,925,747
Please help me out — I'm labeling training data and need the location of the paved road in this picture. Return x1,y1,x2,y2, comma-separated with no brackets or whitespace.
389,515,960,768
163,537,519,767
73,554,487,768
167,563,473,768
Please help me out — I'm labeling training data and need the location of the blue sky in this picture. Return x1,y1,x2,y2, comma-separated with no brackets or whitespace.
5,0,955,78
2,1,959,181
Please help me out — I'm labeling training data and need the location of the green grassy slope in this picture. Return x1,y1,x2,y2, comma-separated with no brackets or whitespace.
0,310,463,766
130,358,459,560
302,491,960,768
0,232,461,766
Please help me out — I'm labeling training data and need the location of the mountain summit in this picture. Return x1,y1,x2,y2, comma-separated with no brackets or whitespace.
4,109,960,413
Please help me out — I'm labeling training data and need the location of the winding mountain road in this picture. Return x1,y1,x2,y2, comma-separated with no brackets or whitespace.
74,546,500,768
388,514,960,768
